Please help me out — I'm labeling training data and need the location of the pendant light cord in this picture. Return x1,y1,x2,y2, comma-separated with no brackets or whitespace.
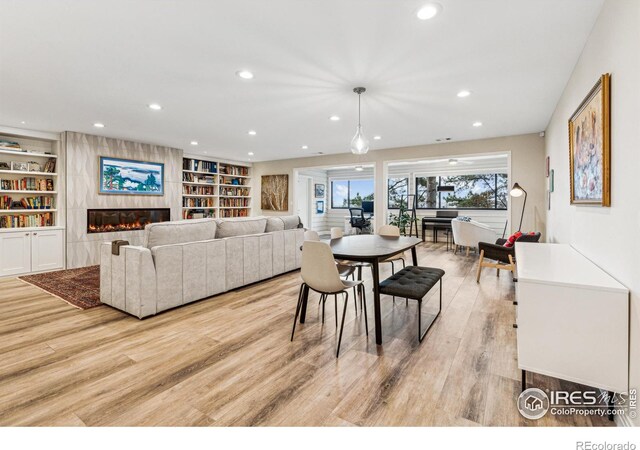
358,93,361,127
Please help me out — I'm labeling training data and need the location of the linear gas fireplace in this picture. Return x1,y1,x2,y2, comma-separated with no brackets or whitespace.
87,208,170,233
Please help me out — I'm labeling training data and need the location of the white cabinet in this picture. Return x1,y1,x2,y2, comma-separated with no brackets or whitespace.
0,228,64,277
31,229,64,272
515,243,629,393
0,231,31,276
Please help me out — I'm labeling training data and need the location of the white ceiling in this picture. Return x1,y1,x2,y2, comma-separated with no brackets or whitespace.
0,0,604,162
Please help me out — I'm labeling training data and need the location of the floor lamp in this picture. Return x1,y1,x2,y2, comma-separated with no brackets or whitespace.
510,183,527,232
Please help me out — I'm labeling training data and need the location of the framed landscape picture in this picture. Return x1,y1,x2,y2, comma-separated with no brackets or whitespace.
316,200,324,214
314,183,325,198
568,73,611,206
99,156,164,195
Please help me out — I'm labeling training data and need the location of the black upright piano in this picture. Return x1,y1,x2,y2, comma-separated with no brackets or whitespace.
422,210,459,242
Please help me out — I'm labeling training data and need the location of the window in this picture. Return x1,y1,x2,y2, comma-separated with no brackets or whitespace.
330,179,374,208
415,173,508,209
387,177,408,209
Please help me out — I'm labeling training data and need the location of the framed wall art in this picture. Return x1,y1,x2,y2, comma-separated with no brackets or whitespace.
568,73,611,206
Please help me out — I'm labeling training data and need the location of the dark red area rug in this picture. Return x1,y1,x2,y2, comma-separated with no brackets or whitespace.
19,265,102,310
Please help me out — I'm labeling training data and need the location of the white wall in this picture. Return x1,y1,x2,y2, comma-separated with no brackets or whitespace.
544,0,640,426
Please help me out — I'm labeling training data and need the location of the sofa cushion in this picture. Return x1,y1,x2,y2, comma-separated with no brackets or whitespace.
144,218,217,249
265,217,285,232
281,215,302,230
215,217,267,238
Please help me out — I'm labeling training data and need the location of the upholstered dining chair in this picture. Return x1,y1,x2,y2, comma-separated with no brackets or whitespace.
291,241,368,357
378,225,406,274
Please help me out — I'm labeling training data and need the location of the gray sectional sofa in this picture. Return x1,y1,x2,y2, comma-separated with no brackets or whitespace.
100,215,304,318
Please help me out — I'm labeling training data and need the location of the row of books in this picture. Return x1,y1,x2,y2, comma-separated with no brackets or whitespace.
219,164,249,176
220,198,250,208
0,213,54,229
183,158,217,173
183,197,216,208
0,196,54,210
220,187,250,196
183,185,216,196
183,173,216,184
219,175,248,186
182,209,216,220
0,177,54,191
220,208,249,218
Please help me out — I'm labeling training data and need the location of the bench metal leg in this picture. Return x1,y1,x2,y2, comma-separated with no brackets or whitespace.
417,278,443,342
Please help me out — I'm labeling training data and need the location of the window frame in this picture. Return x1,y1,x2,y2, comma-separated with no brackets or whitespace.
330,178,375,209
387,176,410,210
414,173,508,210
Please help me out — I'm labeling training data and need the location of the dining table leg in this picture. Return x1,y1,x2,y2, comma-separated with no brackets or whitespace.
411,246,418,266
371,259,383,345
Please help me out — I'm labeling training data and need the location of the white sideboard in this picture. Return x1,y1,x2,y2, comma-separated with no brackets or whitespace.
515,242,629,393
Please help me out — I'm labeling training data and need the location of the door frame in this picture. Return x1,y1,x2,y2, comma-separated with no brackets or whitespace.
294,173,313,229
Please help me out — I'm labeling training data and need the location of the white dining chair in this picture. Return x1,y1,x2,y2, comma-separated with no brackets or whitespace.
291,241,368,357
378,225,406,274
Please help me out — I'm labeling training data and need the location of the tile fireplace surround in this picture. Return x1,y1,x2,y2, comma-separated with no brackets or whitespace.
65,132,182,268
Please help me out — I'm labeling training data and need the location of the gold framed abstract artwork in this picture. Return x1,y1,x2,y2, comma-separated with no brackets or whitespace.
568,73,611,206
261,174,289,211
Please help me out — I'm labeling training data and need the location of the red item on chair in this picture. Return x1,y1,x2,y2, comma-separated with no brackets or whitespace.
504,231,523,248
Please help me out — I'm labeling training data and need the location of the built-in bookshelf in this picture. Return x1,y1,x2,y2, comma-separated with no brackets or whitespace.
0,133,60,231
182,156,251,219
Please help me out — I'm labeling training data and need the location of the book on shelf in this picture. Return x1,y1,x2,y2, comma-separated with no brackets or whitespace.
43,158,56,173
219,175,248,186
182,172,216,184
0,177,54,191
0,212,53,229
0,196,54,210
182,209,216,220
183,185,216,196
219,164,249,176
183,158,217,173
220,198,250,208
220,208,249,218
183,197,216,208
219,186,250,196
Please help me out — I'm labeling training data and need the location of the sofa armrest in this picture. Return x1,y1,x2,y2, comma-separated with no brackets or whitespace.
100,243,157,318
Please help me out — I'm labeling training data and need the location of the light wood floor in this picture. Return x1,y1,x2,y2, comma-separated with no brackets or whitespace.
0,242,612,426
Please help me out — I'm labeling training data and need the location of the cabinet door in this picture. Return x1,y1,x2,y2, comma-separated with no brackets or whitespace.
0,231,32,276
31,229,64,272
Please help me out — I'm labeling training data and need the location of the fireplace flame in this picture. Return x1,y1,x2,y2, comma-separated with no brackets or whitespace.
88,219,144,234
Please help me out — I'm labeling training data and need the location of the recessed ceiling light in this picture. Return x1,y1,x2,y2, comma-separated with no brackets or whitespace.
248,130,257,135
236,70,254,80
355,165,364,172
190,141,198,146
448,158,458,165
417,3,442,20
20,121,26,125
329,115,340,121
473,121,483,127
148,103,162,110
457,90,471,98
93,123,105,128
301,145,308,150
248,152,254,156
373,135,382,140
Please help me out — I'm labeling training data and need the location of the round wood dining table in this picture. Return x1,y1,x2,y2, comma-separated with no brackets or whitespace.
298,234,422,345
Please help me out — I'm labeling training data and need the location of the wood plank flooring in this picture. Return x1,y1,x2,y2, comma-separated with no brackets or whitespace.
0,242,613,426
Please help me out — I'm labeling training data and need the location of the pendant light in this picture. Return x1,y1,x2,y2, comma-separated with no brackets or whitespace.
350,87,369,155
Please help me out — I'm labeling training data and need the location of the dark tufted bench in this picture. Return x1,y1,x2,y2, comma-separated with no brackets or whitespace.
379,266,444,342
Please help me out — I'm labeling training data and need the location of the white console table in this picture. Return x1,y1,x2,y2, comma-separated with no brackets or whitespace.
515,243,629,394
